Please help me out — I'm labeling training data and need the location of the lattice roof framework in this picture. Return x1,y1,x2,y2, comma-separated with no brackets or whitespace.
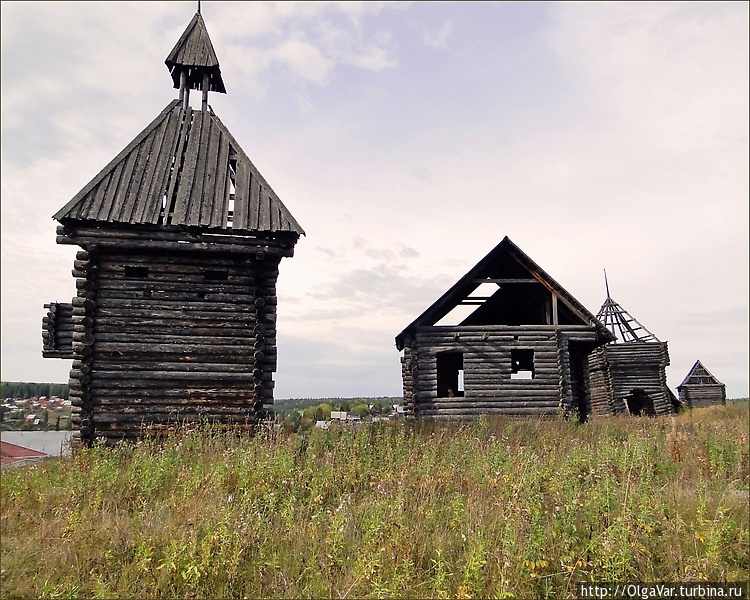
596,271,660,343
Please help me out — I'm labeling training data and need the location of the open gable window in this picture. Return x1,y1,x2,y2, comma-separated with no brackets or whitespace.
227,151,237,228
511,349,534,380
437,351,464,397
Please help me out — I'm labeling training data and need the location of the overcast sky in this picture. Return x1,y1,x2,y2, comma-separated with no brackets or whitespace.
2,1,748,400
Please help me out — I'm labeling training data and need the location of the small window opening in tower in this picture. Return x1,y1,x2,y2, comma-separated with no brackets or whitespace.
204,269,228,281
436,351,464,397
124,266,149,279
227,154,237,228
510,349,534,379
228,157,237,199
227,199,235,227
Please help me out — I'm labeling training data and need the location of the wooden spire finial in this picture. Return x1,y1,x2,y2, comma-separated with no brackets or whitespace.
197,1,201,14
604,269,611,299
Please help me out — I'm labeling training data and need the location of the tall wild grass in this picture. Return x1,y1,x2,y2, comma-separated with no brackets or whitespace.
1,402,748,599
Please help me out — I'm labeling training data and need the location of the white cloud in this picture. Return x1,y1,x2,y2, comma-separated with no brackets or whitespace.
422,21,453,48
274,36,335,84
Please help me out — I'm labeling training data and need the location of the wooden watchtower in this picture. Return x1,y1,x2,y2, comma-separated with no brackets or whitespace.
42,9,304,446
588,276,676,416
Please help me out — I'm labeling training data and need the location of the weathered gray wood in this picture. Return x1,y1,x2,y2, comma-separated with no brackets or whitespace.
45,17,304,447
248,172,261,230
188,113,211,224
208,132,231,228
197,115,221,226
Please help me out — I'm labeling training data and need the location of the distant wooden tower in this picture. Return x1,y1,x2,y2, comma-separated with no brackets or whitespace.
588,275,676,416
395,237,615,421
677,360,726,408
42,8,304,446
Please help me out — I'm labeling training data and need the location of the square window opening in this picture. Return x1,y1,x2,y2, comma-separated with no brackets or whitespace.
437,351,464,397
511,349,534,380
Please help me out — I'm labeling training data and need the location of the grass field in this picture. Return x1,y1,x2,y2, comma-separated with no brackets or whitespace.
1,402,748,599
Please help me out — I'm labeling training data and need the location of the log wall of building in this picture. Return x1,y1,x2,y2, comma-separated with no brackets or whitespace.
402,325,602,419
588,349,615,416
679,385,726,409
589,342,674,417
42,302,75,359
60,230,285,445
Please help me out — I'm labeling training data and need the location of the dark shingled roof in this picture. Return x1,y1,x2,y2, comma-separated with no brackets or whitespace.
53,100,304,236
678,360,725,388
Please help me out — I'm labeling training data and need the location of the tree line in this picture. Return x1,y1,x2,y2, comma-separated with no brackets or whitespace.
274,397,401,433
273,397,400,418
1,382,69,400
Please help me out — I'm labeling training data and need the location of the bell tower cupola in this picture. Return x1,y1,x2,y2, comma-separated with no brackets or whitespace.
165,4,226,110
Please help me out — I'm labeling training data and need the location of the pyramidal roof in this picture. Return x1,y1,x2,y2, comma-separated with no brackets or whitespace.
678,360,724,388
595,274,660,343
53,9,303,237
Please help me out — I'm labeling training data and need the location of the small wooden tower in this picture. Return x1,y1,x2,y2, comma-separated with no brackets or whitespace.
588,275,676,416
42,8,304,446
395,237,615,421
677,360,727,408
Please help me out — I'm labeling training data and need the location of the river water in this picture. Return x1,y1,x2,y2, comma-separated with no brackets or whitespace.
1,430,73,457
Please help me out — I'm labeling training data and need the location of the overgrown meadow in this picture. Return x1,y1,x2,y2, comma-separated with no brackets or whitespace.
1,403,748,599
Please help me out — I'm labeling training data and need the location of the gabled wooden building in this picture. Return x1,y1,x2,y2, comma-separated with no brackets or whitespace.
42,9,304,446
588,282,676,417
677,360,726,408
395,237,615,421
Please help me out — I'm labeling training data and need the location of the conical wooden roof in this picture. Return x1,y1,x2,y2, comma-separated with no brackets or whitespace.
165,11,226,93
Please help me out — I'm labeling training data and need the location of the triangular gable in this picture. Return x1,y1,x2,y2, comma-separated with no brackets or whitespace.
165,12,226,93
396,236,613,349
678,360,724,388
53,101,304,236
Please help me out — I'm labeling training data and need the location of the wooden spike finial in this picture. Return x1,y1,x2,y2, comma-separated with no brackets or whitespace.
604,269,611,299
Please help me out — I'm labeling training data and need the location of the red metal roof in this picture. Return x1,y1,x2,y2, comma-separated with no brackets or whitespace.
1,441,47,468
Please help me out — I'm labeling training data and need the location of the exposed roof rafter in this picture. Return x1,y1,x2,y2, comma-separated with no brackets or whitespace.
395,237,615,349
596,271,660,343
